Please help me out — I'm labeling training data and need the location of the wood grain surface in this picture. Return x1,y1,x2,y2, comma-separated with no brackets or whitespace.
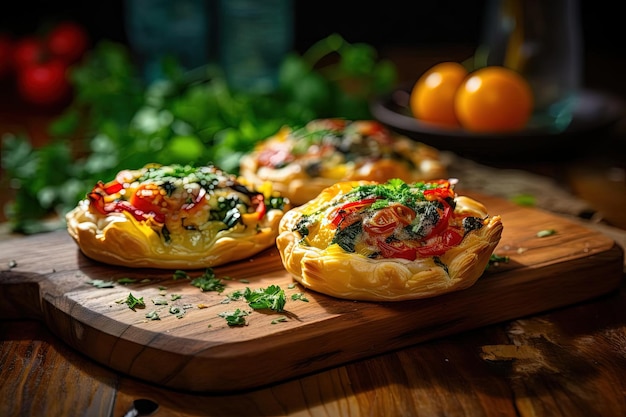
0,194,623,393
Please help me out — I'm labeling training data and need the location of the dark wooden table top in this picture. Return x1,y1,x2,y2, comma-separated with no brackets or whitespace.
1,45,626,417
1,277,625,417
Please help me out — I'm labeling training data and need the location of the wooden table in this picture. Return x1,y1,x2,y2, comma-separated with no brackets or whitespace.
2,45,626,417
1,276,625,417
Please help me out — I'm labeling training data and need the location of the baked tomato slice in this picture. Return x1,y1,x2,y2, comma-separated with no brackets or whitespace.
377,239,417,260
363,204,415,237
416,229,463,257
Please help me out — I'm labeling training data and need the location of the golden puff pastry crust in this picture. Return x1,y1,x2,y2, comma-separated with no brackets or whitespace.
239,119,447,206
66,164,288,269
276,179,503,301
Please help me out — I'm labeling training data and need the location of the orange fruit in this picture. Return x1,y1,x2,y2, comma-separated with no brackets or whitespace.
454,66,533,133
409,61,468,127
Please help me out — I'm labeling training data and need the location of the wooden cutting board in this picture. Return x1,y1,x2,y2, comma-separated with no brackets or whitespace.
0,194,623,393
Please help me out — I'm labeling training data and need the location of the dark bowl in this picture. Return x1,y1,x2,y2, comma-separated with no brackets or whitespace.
370,85,625,163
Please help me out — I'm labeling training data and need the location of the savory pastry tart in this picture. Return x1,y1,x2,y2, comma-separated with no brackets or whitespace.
66,164,288,269
276,178,503,301
239,118,447,206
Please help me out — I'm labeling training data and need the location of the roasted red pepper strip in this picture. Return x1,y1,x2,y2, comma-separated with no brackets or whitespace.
251,193,266,220
424,200,452,239
112,201,166,223
330,197,377,227
99,179,124,194
423,184,454,201
87,189,166,224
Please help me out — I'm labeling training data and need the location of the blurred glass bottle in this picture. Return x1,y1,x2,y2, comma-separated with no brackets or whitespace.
475,0,583,132
217,0,294,93
125,0,212,83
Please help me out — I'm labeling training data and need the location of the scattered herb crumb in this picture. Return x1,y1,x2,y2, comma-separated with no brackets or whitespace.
123,293,145,310
271,316,288,324
486,254,510,269
171,294,182,301
291,293,309,302
191,269,226,293
218,309,249,326
169,305,186,318
117,277,137,285
227,289,245,301
8,260,17,269
173,270,190,280
88,279,115,288
537,229,556,238
152,297,169,305
511,194,536,207
287,283,297,289
239,279,250,284
145,310,160,320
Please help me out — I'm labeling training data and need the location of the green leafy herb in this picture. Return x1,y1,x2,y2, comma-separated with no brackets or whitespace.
227,289,245,301
169,305,187,318
145,310,161,320
291,293,309,302
117,277,137,285
218,309,249,326
243,285,286,311
190,269,226,293
124,293,145,310
173,270,190,280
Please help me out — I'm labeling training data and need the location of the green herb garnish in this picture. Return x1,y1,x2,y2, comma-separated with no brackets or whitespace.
124,293,145,310
87,279,115,288
190,269,226,293
291,293,309,302
243,285,286,312
218,309,249,326
536,229,556,238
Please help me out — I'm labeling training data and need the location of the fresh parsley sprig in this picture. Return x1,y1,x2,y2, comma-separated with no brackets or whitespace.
243,285,287,312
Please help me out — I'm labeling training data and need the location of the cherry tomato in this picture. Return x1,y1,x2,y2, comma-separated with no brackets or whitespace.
12,36,46,70
46,21,89,65
454,66,533,133
410,61,468,127
16,59,71,106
